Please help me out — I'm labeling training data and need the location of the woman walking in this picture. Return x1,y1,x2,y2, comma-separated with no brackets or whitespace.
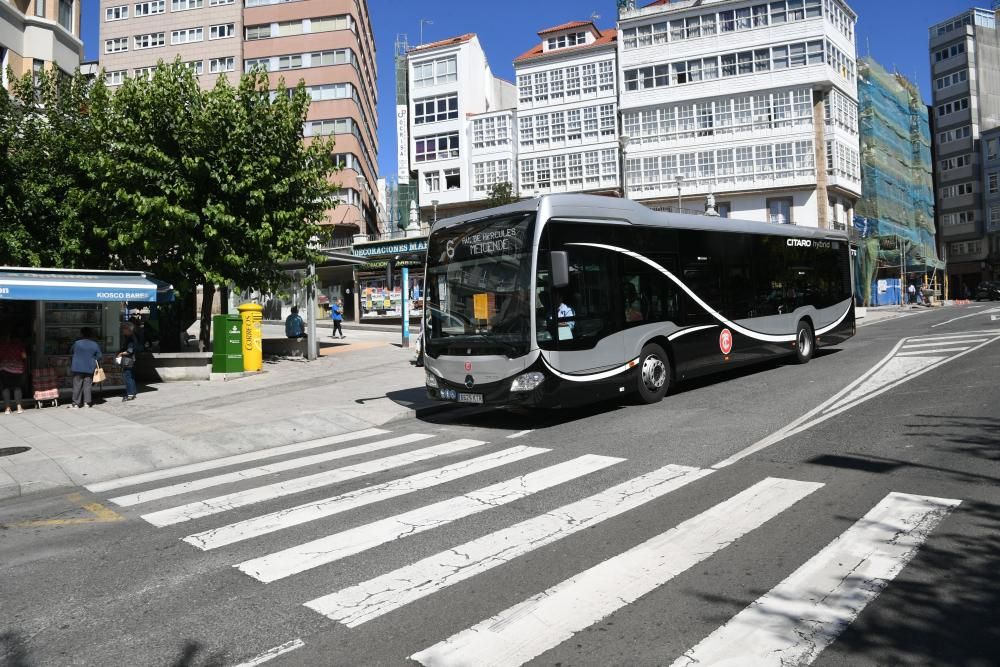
0,327,27,414
69,328,102,409
331,299,345,339
118,322,139,402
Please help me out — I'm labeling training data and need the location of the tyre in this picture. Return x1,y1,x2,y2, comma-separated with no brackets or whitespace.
794,320,814,364
636,343,670,404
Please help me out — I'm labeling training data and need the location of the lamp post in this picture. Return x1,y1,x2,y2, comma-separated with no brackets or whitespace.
618,134,631,199
431,199,439,223
674,174,684,212
306,234,320,361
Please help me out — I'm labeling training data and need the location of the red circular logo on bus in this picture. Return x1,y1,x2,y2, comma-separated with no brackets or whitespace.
719,328,733,355
464,362,473,372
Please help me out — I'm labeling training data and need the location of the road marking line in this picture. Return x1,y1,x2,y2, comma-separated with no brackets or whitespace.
507,430,534,439
306,464,712,627
142,439,487,527
904,332,998,342
111,433,431,507
410,477,822,667
671,492,960,667
184,446,549,550
901,339,986,348
85,428,389,493
895,346,971,355
932,308,1000,327
231,638,304,666
237,454,624,583
11,493,125,527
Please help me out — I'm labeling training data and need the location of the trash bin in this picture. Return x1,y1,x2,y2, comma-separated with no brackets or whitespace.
212,314,243,374
238,303,264,372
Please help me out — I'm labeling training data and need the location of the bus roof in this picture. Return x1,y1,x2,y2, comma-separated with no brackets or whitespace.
430,194,850,242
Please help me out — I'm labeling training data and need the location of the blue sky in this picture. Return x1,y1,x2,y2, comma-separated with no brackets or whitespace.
81,0,980,180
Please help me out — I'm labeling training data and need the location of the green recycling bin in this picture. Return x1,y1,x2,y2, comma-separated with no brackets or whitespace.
212,314,244,373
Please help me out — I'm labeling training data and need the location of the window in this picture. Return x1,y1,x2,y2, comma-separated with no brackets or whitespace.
414,93,458,124
989,171,998,193
940,154,972,171
209,57,235,73
413,56,456,88
134,66,156,78
472,115,510,149
105,69,127,85
134,1,165,17
934,42,966,62
937,97,970,118
171,0,202,10
942,211,975,226
106,5,128,21
210,24,235,39
305,83,355,101
35,0,45,17
245,25,271,40
305,118,357,138
415,132,460,162
424,170,440,193
536,239,617,351
209,0,234,4
582,63,597,93
598,60,614,91
444,168,461,190
938,125,972,144
133,33,164,49
185,60,203,75
941,182,974,198
547,31,586,50
935,70,968,90
58,0,73,30
105,37,128,53
768,198,793,224
988,138,999,160
473,160,510,192
171,28,203,45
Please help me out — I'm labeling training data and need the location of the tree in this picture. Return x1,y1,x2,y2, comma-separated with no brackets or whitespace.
486,181,518,208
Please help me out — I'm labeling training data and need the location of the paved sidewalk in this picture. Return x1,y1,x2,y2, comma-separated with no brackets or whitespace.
0,332,431,500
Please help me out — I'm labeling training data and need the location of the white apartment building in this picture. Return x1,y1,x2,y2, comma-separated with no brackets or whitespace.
468,107,516,202
617,0,861,227
406,34,516,219
514,21,621,197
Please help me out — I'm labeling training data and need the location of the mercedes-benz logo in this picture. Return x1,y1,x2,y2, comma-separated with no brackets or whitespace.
464,375,475,389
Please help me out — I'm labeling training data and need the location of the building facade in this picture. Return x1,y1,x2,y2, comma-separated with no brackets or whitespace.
617,0,861,226
405,34,516,220
928,8,1000,294
514,21,620,198
1,0,83,87
98,0,379,237
979,126,1000,281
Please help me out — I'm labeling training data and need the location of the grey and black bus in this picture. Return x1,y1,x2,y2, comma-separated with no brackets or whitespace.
423,194,854,407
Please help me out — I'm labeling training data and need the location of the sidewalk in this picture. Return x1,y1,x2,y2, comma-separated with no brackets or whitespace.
0,331,433,500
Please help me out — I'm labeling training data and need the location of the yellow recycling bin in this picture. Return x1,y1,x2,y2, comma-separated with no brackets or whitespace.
237,303,263,372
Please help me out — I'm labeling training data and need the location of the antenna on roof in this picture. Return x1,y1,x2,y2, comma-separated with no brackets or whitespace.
419,18,433,45
590,11,601,22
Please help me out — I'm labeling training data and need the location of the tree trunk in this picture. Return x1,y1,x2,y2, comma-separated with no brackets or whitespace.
199,282,215,351
219,285,229,315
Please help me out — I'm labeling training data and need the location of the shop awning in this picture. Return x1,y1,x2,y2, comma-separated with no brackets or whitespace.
0,268,174,303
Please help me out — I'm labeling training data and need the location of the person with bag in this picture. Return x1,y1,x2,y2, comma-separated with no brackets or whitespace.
0,326,28,415
331,299,345,339
69,327,102,409
117,321,139,402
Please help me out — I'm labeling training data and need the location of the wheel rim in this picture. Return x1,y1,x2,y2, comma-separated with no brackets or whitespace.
642,355,666,391
798,329,812,356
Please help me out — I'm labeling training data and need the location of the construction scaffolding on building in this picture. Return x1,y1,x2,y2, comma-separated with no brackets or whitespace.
391,34,419,231
854,57,944,306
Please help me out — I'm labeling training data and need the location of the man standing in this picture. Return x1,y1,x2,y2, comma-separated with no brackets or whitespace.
907,282,916,305
331,299,345,339
285,306,306,340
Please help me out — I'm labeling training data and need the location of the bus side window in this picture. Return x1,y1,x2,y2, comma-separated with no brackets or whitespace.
551,247,617,349
623,256,680,326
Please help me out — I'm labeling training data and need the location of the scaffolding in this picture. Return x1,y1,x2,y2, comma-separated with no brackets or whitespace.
855,57,944,306
393,34,419,230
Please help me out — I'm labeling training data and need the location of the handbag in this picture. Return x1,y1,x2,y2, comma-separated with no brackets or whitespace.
93,362,107,384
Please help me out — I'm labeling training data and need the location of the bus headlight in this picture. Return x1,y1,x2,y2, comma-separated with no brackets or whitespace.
511,372,544,392
425,372,439,389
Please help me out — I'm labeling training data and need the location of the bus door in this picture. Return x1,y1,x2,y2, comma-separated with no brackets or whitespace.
672,234,726,379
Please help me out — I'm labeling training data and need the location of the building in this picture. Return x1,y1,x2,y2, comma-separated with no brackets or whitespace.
98,0,379,237
854,56,942,306
1,0,83,88
99,0,243,88
616,0,861,226
514,21,621,198
979,126,1000,281
928,8,1000,295
405,34,516,221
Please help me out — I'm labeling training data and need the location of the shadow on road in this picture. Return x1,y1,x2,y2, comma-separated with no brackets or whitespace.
0,634,228,667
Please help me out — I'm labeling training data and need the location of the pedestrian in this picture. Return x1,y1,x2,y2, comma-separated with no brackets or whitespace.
117,321,139,402
907,282,916,305
331,299,345,339
0,326,27,415
69,327,102,409
285,306,306,340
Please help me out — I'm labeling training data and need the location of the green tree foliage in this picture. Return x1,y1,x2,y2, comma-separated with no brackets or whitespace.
485,181,518,208
1,61,340,346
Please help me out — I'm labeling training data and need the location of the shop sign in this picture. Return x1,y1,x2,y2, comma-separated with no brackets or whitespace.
396,105,410,183
0,283,156,302
353,239,428,258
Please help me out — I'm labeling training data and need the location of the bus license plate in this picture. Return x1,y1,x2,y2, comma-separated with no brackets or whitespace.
457,392,483,404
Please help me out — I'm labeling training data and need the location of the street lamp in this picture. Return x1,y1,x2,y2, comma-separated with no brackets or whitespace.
674,174,684,212
618,134,631,199
306,234,320,361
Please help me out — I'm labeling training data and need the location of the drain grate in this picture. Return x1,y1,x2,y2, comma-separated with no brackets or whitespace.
0,447,30,457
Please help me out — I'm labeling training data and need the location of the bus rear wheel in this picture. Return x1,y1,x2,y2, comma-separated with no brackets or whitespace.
636,343,670,404
794,321,815,364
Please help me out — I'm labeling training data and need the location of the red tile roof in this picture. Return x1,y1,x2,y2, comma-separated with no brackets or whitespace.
408,33,476,54
514,28,617,64
537,20,599,37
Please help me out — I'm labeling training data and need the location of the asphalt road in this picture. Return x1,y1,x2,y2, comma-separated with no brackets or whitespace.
2,304,998,667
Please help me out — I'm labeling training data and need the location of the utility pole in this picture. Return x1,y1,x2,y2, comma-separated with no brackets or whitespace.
306,235,320,360
899,237,907,306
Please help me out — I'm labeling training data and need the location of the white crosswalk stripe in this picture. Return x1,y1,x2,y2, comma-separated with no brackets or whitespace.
236,454,624,583
410,477,823,667
671,492,960,667
142,439,487,527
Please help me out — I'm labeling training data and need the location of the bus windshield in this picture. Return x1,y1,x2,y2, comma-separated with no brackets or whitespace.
425,212,535,357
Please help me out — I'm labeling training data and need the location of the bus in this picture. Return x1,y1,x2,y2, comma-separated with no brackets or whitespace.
422,194,854,407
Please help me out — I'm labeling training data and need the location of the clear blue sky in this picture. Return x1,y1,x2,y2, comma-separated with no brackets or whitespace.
80,0,981,180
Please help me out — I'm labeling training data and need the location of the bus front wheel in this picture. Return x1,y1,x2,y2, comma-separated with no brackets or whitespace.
794,321,815,364
636,344,670,404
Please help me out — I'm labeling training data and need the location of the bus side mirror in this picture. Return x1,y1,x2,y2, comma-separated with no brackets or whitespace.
551,251,570,288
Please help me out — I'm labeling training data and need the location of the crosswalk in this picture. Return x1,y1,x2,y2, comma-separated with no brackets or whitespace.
84,427,960,666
